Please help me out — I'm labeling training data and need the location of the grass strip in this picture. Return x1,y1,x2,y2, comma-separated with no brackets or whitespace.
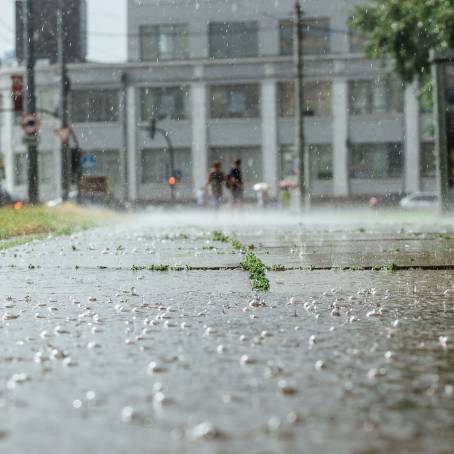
0,203,111,242
0,234,48,251
131,264,194,272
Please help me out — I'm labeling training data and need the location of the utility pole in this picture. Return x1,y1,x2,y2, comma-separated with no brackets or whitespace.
294,0,310,210
23,0,39,204
57,1,71,200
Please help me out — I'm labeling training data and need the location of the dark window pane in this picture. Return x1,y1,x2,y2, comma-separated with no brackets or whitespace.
140,87,190,121
209,21,258,59
70,90,119,123
349,79,403,114
350,143,402,178
279,18,330,56
210,84,259,119
421,142,436,177
140,24,188,61
278,81,331,117
279,144,332,180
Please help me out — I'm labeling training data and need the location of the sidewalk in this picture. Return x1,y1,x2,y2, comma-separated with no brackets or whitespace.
0,210,453,453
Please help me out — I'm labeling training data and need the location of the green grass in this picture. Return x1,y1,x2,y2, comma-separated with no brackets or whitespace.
438,233,454,241
131,264,194,272
0,203,111,249
270,264,288,271
372,263,398,271
0,234,48,251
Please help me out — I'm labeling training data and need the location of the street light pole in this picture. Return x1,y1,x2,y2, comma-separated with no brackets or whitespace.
143,118,176,204
57,1,71,201
294,0,309,210
23,0,39,204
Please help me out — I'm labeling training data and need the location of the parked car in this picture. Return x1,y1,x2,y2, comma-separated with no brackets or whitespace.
399,192,439,209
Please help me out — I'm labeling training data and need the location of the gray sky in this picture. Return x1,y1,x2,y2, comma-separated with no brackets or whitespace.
0,0,127,62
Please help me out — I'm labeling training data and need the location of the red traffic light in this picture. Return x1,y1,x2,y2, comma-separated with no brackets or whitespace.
168,176,176,186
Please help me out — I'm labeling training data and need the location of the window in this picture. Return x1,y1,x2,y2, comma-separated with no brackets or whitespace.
210,84,260,119
279,18,330,56
350,143,403,178
209,21,258,59
70,90,119,123
311,144,333,179
14,152,54,185
279,145,296,180
349,79,404,114
421,143,436,177
141,148,192,184
209,147,262,183
140,24,188,61
278,81,332,117
279,144,332,180
140,87,190,121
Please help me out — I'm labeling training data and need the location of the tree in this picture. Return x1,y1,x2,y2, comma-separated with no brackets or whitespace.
351,0,454,84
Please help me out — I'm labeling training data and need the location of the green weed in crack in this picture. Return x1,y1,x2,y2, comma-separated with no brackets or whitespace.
240,251,270,292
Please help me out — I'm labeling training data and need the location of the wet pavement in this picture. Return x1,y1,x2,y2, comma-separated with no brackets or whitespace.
0,209,454,454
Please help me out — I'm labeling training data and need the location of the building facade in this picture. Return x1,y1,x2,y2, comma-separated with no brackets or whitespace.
15,0,87,64
0,0,436,202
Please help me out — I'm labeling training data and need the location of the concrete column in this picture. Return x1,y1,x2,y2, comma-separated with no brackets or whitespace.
54,135,62,199
126,85,138,201
404,81,420,193
332,79,349,196
191,78,207,193
261,79,278,196
1,93,15,192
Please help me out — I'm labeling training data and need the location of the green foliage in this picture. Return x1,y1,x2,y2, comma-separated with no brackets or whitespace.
270,264,288,271
131,264,194,272
212,231,230,243
372,263,398,271
230,239,244,251
352,0,454,85
240,251,270,292
438,232,454,240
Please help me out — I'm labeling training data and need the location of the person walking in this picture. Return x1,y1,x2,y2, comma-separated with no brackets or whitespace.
206,161,225,208
227,159,244,206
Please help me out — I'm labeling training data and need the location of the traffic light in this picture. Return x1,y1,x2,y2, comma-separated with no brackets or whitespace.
11,75,23,113
168,176,176,186
149,117,156,139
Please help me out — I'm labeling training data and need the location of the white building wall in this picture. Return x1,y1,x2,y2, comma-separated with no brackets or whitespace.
261,78,278,196
126,85,138,201
404,81,420,193
332,76,350,196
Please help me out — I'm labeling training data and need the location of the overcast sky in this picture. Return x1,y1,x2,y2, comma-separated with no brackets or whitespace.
0,0,127,62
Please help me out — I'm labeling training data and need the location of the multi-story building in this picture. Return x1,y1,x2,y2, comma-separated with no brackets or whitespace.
0,0,436,203
15,0,87,64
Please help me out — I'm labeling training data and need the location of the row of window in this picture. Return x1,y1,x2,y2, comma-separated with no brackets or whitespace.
138,18,364,62
13,143,436,187
65,79,404,123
